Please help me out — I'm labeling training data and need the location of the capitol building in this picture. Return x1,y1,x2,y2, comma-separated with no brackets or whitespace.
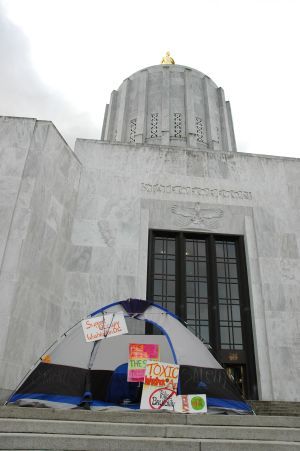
0,56,299,403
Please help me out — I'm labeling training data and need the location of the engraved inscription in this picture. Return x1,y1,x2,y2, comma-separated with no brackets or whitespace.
141,183,252,201
171,203,224,229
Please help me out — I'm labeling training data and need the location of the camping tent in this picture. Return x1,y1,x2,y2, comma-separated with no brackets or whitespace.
6,299,253,414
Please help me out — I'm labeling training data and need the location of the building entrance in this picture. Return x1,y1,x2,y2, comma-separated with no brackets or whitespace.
147,230,258,400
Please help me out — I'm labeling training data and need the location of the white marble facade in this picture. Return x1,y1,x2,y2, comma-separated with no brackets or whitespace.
0,64,299,402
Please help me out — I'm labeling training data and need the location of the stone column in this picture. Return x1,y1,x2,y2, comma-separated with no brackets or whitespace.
226,101,237,152
135,70,148,144
103,90,118,141
115,79,128,142
184,68,196,147
101,104,109,140
161,66,170,146
218,87,232,152
202,76,213,149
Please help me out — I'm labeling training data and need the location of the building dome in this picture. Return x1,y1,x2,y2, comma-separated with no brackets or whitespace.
101,64,236,152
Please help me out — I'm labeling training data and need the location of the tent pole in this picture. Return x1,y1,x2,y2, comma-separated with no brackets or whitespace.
80,313,115,408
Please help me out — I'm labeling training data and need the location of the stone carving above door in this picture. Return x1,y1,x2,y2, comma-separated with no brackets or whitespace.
171,203,224,229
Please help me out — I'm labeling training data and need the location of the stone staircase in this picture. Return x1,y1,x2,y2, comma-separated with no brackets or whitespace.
0,405,300,450
250,401,300,416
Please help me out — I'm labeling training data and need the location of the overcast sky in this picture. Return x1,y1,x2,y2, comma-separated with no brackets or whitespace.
1,0,300,157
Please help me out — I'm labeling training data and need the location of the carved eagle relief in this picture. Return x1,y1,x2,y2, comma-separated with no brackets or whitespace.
171,203,224,229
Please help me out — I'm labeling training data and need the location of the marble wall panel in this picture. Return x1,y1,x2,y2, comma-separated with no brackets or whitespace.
72,219,107,247
46,196,63,233
0,120,82,391
113,275,136,300
0,176,20,206
268,346,299,401
287,183,300,209
263,282,296,313
90,247,117,275
0,276,18,359
0,118,36,268
0,359,26,395
60,210,75,242
0,207,15,264
41,224,58,261
64,272,91,305
259,258,281,284
279,258,300,284
281,233,299,258
207,152,232,179
75,195,100,220
89,273,114,309
65,245,92,273
0,117,35,177
75,141,188,177
186,150,208,177
45,302,61,337
266,311,298,347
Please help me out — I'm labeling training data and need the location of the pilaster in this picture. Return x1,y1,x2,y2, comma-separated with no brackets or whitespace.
115,79,128,142
184,68,196,147
202,76,213,149
135,70,148,144
104,90,118,141
161,67,170,146
226,101,237,152
218,87,232,152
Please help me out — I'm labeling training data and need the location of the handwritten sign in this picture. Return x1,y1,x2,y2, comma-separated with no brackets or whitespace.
81,312,128,342
128,344,159,382
140,361,179,411
174,394,207,414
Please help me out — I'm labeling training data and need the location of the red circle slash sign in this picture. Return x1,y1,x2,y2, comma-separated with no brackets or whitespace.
149,388,176,410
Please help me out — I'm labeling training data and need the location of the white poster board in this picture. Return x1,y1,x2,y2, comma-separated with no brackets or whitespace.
140,360,179,411
174,394,207,413
81,312,128,342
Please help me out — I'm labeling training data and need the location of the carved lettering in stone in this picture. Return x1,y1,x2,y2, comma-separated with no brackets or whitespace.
141,183,252,201
171,203,224,229
172,185,191,195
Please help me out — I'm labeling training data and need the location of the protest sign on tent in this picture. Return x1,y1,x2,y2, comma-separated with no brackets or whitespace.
81,312,128,342
175,394,207,413
140,360,179,411
127,343,159,382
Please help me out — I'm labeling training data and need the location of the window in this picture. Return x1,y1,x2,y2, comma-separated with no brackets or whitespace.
147,231,258,399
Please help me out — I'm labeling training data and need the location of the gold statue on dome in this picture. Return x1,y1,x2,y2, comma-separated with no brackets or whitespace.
161,51,175,65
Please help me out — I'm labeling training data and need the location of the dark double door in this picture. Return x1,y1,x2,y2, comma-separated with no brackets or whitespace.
147,230,258,400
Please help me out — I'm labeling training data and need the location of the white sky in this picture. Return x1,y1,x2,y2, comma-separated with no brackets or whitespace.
1,0,300,157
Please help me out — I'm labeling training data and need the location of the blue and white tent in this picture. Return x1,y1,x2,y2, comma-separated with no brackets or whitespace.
7,299,253,414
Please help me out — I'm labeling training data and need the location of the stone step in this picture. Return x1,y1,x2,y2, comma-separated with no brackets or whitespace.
0,433,300,451
249,401,300,416
1,406,300,427
0,406,299,450
1,418,299,442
